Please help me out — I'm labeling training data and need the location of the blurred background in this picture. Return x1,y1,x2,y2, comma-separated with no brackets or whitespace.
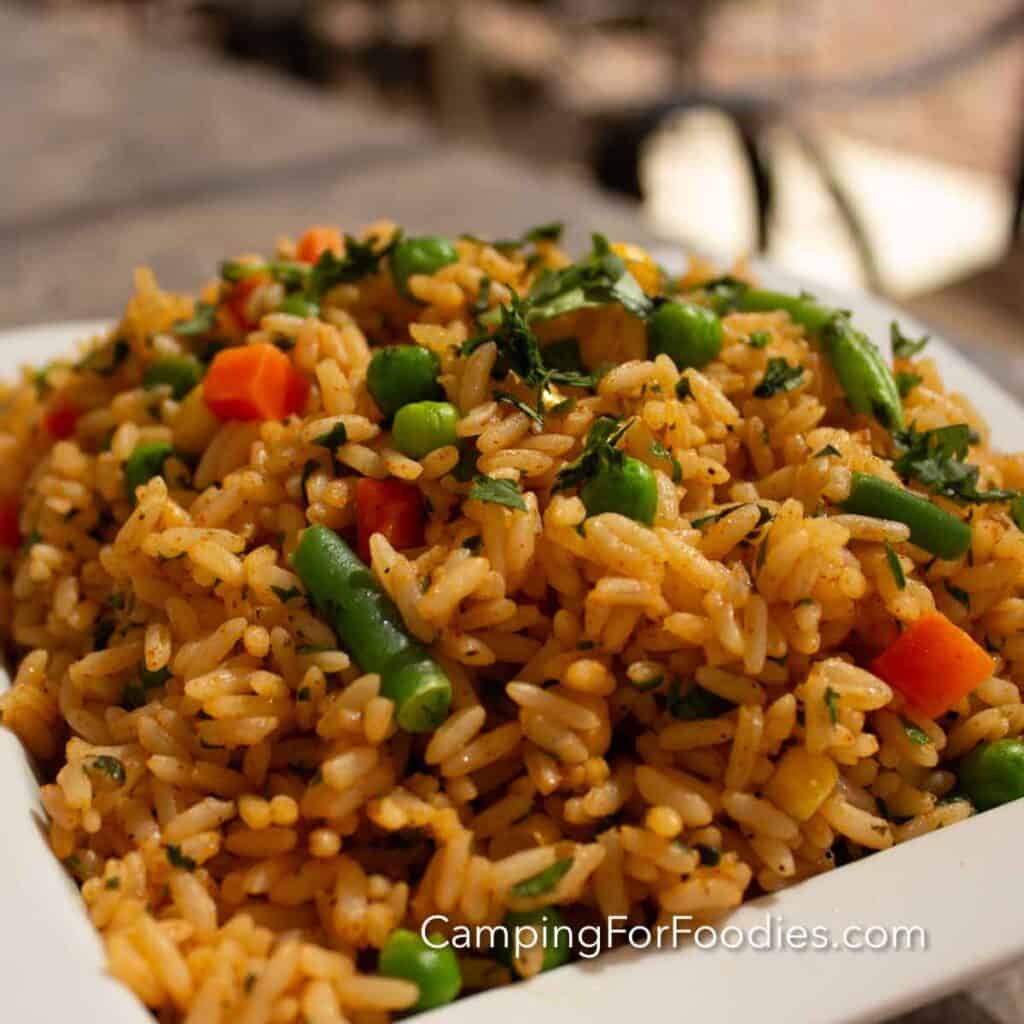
4,0,1024,384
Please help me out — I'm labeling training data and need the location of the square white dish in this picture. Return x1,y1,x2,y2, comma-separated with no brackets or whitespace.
1,280,1022,1024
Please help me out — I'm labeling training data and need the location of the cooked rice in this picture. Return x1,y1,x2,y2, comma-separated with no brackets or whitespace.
2,222,1024,1021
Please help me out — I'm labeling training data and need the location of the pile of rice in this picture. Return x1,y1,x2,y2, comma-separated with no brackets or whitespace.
2,221,1024,1023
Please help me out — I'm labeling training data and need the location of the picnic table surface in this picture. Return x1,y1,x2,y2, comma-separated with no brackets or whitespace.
2,7,1022,1024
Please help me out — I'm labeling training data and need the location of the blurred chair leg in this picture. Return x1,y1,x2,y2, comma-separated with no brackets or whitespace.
790,126,885,294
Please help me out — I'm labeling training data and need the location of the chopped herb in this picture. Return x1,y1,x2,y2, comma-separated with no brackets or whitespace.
449,441,478,483
696,844,721,867
106,592,125,610
140,664,171,689
272,585,304,603
510,857,574,898
307,234,394,300
577,641,596,651
19,529,42,556
78,338,130,377
104,877,121,890
666,680,732,721
902,719,932,746
883,541,906,589
747,330,771,349
469,275,492,319
893,423,1019,506
1012,495,1024,532
461,535,483,553
244,974,257,994
895,371,923,398
165,844,196,871
89,755,126,784
296,687,312,701
675,377,692,400
494,390,544,426
523,234,653,323
470,221,565,252
945,581,970,609
121,682,147,710
691,503,772,531
553,415,634,494
541,338,585,374
754,358,804,398
312,422,348,449
220,259,308,289
891,322,930,360
814,444,841,459
550,398,576,415
93,619,116,651
173,302,217,337
300,458,320,498
824,686,840,725
649,441,682,483
469,476,527,512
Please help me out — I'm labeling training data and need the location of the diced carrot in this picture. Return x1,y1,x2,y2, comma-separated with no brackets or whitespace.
871,611,994,718
355,478,425,562
224,272,270,334
0,497,20,550
43,397,78,440
297,226,343,265
203,344,308,422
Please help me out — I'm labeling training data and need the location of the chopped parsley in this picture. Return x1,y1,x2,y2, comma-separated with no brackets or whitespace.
271,585,304,603
675,377,692,400
747,330,771,349
165,844,196,871
754,358,804,398
824,686,839,725
510,857,573,898
78,338,131,376
696,844,721,867
945,581,970,608
469,476,527,511
173,302,217,337
494,390,544,426
649,441,682,483
895,371,923,398
814,444,841,459
892,423,1018,505
883,541,906,589
553,416,632,494
901,719,932,746
469,275,492,320
891,322,930,360
307,234,395,299
666,681,732,721
89,755,126,784
312,422,348,449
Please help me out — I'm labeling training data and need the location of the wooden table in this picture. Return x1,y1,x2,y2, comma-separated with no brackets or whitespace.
2,7,1021,1023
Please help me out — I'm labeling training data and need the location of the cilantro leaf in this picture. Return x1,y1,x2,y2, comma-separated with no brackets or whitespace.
173,302,217,337
883,541,906,589
891,322,930,360
893,424,1019,505
747,330,771,349
553,416,632,493
814,444,841,459
895,371,923,398
165,844,196,871
510,857,573,898
307,234,394,300
312,422,348,449
494,390,544,426
666,681,732,720
754,358,804,398
649,441,682,483
469,476,527,511
89,755,126,784
945,581,970,608
902,719,932,746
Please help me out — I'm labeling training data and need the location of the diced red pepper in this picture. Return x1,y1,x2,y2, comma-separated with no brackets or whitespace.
871,611,994,718
43,397,79,440
203,343,309,422
224,272,270,334
0,498,21,550
355,478,425,562
297,226,343,265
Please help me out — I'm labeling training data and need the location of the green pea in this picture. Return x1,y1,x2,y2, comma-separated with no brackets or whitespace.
142,357,203,400
495,907,571,977
392,401,459,459
124,442,174,501
366,346,443,418
390,235,459,300
378,929,461,1012
647,301,723,370
277,294,320,319
959,738,1024,811
581,455,657,525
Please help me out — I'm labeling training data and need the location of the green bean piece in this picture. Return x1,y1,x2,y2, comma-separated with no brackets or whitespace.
959,739,1024,811
730,289,903,430
142,357,203,400
495,907,572,977
366,345,443,418
581,455,657,525
277,294,320,319
391,401,459,459
840,472,971,560
292,525,452,732
390,236,459,301
646,300,723,370
378,929,462,1012
124,442,174,501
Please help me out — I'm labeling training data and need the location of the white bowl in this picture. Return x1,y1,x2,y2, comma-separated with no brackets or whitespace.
2,292,1021,1023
